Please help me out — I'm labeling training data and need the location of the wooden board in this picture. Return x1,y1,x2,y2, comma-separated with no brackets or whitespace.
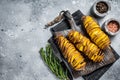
49,10,120,80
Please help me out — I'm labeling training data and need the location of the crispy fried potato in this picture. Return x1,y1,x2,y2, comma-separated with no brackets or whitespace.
68,30,104,62
82,16,110,49
56,35,86,71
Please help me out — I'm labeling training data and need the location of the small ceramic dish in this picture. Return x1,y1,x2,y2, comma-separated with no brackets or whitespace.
92,0,111,17
103,18,120,36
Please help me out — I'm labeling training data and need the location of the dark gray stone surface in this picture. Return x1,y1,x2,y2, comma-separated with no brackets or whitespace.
0,0,120,80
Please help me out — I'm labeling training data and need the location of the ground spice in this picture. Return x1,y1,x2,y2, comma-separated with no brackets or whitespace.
107,21,119,33
96,2,108,13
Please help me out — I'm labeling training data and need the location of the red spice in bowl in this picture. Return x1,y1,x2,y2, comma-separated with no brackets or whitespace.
107,21,119,33
104,19,120,36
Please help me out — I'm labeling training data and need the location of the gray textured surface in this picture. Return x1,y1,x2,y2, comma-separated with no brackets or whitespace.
0,0,120,80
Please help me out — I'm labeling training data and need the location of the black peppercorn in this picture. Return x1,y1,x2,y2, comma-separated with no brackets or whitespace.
96,2,108,13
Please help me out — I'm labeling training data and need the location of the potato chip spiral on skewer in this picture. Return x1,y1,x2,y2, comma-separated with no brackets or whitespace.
56,35,86,71
68,30,104,62
82,16,110,49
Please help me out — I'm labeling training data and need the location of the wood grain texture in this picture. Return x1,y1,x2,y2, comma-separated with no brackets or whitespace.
49,10,119,80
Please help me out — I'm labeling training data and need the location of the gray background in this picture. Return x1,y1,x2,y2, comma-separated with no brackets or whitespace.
0,0,120,80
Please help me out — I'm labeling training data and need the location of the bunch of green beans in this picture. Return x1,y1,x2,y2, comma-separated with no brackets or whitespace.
39,44,69,80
